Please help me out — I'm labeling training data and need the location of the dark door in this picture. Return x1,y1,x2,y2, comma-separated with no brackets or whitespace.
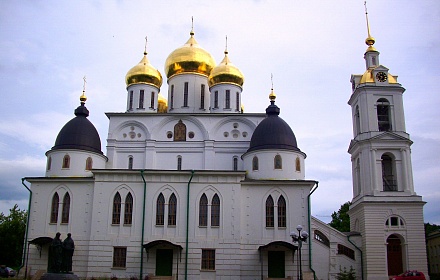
268,250,285,278
387,235,403,275
156,249,173,276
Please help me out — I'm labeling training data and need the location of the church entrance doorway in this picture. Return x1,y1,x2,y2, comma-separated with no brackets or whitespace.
155,249,173,276
387,234,403,276
268,250,285,278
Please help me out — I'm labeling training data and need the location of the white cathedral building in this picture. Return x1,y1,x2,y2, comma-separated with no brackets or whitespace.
23,22,428,280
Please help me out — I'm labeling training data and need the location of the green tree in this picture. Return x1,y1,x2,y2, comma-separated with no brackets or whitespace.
329,201,351,232
425,222,440,237
0,204,27,268
336,266,356,280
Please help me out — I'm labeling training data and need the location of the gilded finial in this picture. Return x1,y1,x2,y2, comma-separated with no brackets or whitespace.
144,36,148,55
364,1,376,50
80,76,87,103
269,73,276,101
190,16,194,36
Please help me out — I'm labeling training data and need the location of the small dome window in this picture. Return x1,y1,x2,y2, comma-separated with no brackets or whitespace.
86,157,93,171
252,156,259,171
47,157,52,171
295,157,301,172
62,155,70,169
274,155,282,169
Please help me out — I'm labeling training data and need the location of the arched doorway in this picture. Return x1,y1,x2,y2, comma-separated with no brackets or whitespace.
387,234,403,275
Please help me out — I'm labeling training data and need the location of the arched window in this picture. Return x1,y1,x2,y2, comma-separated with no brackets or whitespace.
156,193,165,226
277,195,286,227
355,105,361,135
377,98,391,131
62,155,70,169
266,195,274,228
47,157,52,171
61,193,70,223
50,192,59,223
233,157,238,171
274,155,282,169
128,156,133,170
211,194,220,227
314,230,330,247
139,89,144,109
252,156,259,171
214,91,219,108
295,157,301,172
177,156,182,170
124,193,133,225
112,192,121,224
199,194,208,227
356,158,361,195
129,90,133,110
170,85,174,109
385,216,405,228
183,82,189,107
168,193,177,226
174,120,186,141
382,154,397,191
236,92,240,111
150,91,155,109
225,90,230,109
200,85,205,109
86,157,93,171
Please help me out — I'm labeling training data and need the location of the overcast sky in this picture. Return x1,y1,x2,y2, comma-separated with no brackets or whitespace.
1,0,439,225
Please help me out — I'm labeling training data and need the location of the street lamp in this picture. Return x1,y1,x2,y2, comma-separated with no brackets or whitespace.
290,225,309,280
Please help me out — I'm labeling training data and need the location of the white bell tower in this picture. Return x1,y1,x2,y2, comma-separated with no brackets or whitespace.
347,4,428,279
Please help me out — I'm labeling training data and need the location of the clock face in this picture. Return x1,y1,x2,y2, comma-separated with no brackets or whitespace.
376,72,388,82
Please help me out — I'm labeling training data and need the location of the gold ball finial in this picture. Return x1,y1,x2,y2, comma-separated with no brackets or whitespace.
269,89,276,101
80,76,87,103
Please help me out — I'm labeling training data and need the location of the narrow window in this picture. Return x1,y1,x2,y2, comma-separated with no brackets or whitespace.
62,155,70,169
86,157,93,171
225,90,230,109
174,120,187,141
112,192,121,224
266,195,274,228
377,98,391,131
156,193,165,225
201,249,215,270
236,92,239,111
61,193,70,223
214,91,218,108
150,91,155,109
129,90,133,110
113,247,127,268
139,90,144,109
50,192,59,223
295,157,301,172
199,194,208,227
277,195,286,227
372,56,377,66
274,155,282,169
183,82,189,107
170,85,174,109
47,157,52,171
356,158,361,195
128,156,133,170
382,154,397,191
200,84,205,109
355,105,361,135
233,157,238,171
177,156,182,170
168,193,177,226
211,194,220,227
124,193,133,225
252,156,259,171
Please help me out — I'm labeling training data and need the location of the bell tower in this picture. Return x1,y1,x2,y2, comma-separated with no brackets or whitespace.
347,3,428,279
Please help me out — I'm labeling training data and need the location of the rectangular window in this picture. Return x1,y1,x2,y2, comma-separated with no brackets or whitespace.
200,84,205,109
129,91,133,110
139,90,144,109
113,247,127,268
183,82,189,107
236,92,240,111
170,85,174,109
337,244,355,260
150,92,155,109
225,90,230,109
214,91,218,108
201,249,215,270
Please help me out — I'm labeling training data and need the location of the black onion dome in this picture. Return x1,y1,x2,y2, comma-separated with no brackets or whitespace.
247,100,299,153
52,103,103,154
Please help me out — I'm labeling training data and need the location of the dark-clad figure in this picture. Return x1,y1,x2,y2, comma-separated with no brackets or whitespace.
48,232,62,273
62,233,75,272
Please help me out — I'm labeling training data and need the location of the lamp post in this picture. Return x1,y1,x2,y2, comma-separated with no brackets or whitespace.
290,225,309,280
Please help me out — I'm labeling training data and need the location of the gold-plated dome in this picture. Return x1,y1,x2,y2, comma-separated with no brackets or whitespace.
208,50,244,88
125,52,163,88
164,31,216,79
157,92,168,113
359,69,398,84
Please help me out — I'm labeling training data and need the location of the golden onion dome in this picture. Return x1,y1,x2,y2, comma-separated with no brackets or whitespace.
157,92,168,113
164,30,216,79
125,51,163,88
208,50,244,88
